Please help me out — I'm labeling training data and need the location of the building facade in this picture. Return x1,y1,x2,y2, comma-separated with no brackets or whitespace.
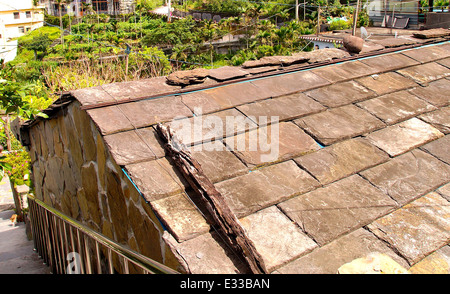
0,0,44,62
44,0,135,17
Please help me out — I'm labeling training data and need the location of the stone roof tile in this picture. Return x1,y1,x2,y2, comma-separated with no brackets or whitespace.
278,175,397,246
356,72,418,95
356,90,436,125
117,96,193,128
304,80,375,108
396,62,450,85
215,160,320,218
365,117,443,156
418,106,450,134
86,106,134,135
250,70,330,97
208,66,249,81
360,149,450,205
224,122,321,167
103,128,164,165
401,45,450,63
408,78,450,107
236,92,325,125
294,137,389,185
276,228,409,274
294,104,385,146
359,53,420,72
311,60,380,83
239,206,317,272
367,192,450,264
420,134,450,164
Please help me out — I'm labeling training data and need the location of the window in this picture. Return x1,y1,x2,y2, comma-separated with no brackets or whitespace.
18,26,25,34
92,0,108,12
26,11,31,18
26,27,31,32
13,12,20,19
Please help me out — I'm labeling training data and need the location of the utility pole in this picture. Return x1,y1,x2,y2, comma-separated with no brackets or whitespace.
352,0,361,36
316,5,321,36
303,0,306,21
125,43,131,81
168,0,172,23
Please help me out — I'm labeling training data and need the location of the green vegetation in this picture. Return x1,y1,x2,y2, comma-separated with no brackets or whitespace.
0,0,370,217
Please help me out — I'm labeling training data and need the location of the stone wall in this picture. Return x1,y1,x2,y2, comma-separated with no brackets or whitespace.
25,101,182,273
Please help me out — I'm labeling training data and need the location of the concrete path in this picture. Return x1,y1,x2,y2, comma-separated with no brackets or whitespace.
0,176,50,274
0,210,51,274
0,176,14,212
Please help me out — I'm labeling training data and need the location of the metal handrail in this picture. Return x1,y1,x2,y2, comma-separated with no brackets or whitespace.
27,195,179,274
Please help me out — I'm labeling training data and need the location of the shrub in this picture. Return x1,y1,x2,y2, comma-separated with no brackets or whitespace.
328,19,352,31
2,150,31,186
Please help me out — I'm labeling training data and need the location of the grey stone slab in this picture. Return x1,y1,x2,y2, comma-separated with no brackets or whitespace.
236,93,325,125
356,72,418,95
401,46,450,63
409,245,450,274
163,231,247,274
125,158,187,202
87,105,134,135
276,228,409,274
294,104,385,146
365,117,444,157
239,206,317,272
188,141,248,183
420,134,450,164
198,81,274,111
215,160,320,218
397,62,450,85
409,78,450,107
101,77,181,101
357,90,437,125
437,57,450,69
181,91,226,115
294,138,389,185
168,108,257,146
304,80,375,108
360,149,450,206
278,175,397,246
372,38,418,48
437,182,450,201
250,70,330,98
118,96,193,128
367,192,450,264
152,193,210,242
418,106,450,134
104,128,164,165
360,53,420,73
208,66,249,81
311,60,381,83
71,86,116,106
224,122,321,167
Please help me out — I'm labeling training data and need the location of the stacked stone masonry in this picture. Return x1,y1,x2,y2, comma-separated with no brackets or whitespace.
20,41,450,274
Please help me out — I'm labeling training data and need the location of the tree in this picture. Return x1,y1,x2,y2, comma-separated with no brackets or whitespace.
54,0,74,46
25,33,52,60
0,64,51,221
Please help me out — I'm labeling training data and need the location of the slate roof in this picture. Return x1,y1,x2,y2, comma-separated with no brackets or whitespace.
25,38,450,273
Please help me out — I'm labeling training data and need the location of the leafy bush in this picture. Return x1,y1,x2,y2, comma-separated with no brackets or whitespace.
255,45,275,59
2,150,31,186
329,19,352,31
